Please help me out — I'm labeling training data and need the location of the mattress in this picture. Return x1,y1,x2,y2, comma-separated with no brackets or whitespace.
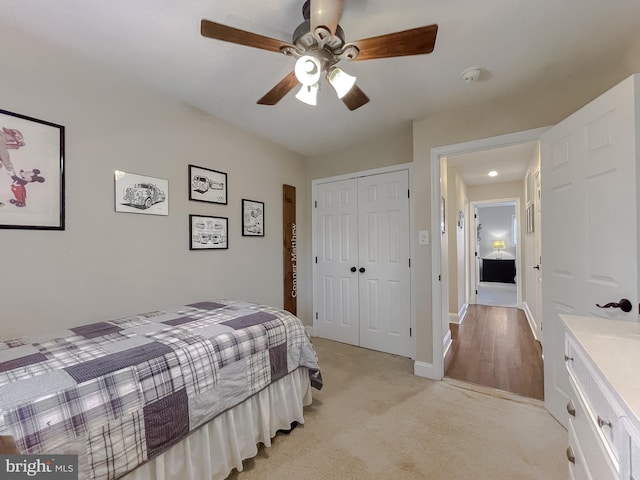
0,300,322,479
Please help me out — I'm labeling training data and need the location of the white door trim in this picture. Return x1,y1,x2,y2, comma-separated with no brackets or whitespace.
312,162,416,359
428,127,550,380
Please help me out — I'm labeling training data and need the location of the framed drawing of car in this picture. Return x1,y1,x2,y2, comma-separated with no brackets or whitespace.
190,214,228,250
114,170,168,215
242,199,264,237
189,165,227,204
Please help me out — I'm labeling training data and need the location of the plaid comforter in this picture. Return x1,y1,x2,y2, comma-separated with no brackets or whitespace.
0,300,322,479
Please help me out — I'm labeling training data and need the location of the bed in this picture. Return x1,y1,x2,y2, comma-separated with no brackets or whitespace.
0,300,322,480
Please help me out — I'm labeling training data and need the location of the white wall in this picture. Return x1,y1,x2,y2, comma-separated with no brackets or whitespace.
477,205,516,260
0,24,309,339
447,167,467,317
522,145,542,337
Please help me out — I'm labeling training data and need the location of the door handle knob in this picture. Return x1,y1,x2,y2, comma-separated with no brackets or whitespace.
596,298,632,313
533,265,540,270
350,267,357,272
359,267,366,273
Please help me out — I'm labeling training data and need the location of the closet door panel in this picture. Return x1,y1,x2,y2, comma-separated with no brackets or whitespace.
358,171,411,356
315,179,360,346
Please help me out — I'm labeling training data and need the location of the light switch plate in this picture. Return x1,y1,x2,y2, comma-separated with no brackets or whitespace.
419,230,429,245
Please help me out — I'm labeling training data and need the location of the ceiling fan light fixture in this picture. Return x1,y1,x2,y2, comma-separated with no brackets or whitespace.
327,66,356,99
294,55,322,86
295,83,319,106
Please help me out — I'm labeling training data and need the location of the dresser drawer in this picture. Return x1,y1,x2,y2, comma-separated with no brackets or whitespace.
566,335,627,464
568,377,618,479
569,421,594,480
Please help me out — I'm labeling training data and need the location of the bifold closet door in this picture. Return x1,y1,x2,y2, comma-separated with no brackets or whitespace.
357,171,411,356
314,170,411,357
315,178,360,346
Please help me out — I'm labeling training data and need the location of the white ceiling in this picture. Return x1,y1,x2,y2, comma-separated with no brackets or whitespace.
4,1,640,157
447,142,537,186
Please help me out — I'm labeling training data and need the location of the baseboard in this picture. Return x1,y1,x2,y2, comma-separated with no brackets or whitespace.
305,325,315,338
449,304,468,325
443,329,452,357
414,361,437,379
521,302,539,341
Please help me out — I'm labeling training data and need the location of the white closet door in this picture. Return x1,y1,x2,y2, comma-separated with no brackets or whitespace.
357,171,411,356
315,179,360,346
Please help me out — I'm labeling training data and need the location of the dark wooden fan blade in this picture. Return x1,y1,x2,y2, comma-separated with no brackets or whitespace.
310,0,343,36
350,24,438,61
257,71,299,105
342,85,369,111
201,19,287,53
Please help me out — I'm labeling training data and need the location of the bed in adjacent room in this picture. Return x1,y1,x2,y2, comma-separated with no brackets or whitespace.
0,300,322,480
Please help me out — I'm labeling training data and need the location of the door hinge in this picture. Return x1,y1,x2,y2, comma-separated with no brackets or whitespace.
315,312,318,320
439,274,441,281
474,213,477,219
408,189,410,198
475,251,478,257
409,258,411,267
314,200,317,208
315,256,318,263
476,289,478,295
410,327,412,337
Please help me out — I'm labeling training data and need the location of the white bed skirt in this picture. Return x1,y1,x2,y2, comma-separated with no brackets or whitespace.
122,367,312,480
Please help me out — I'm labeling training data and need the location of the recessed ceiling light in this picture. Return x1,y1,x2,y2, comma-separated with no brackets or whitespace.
488,171,498,177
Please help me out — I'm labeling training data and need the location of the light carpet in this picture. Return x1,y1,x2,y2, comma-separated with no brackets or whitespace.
226,337,567,479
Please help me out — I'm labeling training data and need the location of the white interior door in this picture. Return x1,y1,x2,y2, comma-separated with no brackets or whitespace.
315,179,359,346
541,74,639,426
533,168,543,343
358,171,411,356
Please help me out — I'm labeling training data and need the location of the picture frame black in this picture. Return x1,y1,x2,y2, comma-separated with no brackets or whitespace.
242,198,264,237
188,164,227,204
189,214,228,250
0,109,65,230
114,170,169,216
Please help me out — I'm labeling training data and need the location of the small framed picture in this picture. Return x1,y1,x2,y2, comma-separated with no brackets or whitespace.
189,164,227,204
0,109,65,230
190,214,228,250
115,170,168,215
242,199,264,237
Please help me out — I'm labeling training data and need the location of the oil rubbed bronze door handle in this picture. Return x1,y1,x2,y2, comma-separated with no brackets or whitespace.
351,267,357,272
566,401,575,417
533,265,540,270
566,446,575,464
359,267,366,273
596,298,632,313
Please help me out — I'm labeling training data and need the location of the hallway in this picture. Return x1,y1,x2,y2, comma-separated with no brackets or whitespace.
444,304,543,400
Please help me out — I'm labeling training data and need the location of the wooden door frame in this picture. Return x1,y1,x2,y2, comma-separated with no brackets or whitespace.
311,162,416,359
429,127,550,380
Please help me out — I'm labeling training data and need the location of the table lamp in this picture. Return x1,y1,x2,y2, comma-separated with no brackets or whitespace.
492,240,505,259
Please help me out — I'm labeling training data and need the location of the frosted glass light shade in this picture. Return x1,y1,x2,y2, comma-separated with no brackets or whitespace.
294,55,322,86
295,83,319,106
327,67,356,99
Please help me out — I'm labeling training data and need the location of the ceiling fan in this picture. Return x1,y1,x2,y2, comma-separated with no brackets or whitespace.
201,0,438,111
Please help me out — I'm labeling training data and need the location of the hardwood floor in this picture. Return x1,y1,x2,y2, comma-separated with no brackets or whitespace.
444,304,544,400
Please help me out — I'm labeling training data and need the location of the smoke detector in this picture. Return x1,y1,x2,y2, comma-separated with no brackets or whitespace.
461,67,482,83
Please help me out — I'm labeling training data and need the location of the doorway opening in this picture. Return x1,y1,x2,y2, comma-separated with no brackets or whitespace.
430,127,548,399
474,201,518,308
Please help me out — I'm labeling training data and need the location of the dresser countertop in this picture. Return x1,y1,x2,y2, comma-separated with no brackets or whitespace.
562,314,640,426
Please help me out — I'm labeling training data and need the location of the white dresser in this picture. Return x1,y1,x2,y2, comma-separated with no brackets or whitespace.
562,315,640,480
